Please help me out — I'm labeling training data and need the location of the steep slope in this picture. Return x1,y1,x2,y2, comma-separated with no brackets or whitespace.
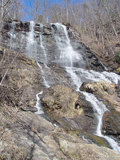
0,47,120,160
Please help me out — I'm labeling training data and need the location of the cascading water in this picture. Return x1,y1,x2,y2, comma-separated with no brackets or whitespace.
27,21,35,44
8,22,16,49
26,22,50,115
83,92,120,153
52,23,120,153
37,62,50,88
40,31,47,62
26,21,37,59
35,91,44,114
39,27,51,88
52,23,83,67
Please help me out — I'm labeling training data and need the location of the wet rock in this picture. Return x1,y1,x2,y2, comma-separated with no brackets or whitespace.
3,23,11,31
3,21,30,32
85,50,106,71
20,106,38,112
14,21,30,32
78,132,112,148
0,48,4,61
42,26,52,35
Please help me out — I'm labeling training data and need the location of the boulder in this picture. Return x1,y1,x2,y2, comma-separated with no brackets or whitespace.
102,111,120,139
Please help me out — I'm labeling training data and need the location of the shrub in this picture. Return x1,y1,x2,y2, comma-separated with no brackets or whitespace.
115,51,120,63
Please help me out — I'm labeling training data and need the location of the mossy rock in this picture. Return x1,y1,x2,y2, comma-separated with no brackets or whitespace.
0,155,6,160
68,130,111,149
116,67,120,74
84,132,111,148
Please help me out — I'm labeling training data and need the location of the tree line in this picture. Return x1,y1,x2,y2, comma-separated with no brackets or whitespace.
0,0,120,58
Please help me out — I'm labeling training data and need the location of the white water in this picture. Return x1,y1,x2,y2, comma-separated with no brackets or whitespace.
8,22,16,49
37,62,50,88
35,91,44,114
27,22,50,114
28,21,35,44
26,21,37,59
83,92,120,153
53,23,82,67
40,34,47,62
53,23,120,153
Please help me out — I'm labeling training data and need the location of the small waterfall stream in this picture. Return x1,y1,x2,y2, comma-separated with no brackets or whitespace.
35,91,44,114
40,34,47,62
37,62,50,88
26,22,50,115
8,22,16,49
52,23,120,153
26,21,37,59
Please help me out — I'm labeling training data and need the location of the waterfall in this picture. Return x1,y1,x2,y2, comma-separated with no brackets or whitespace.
52,23,120,153
8,20,120,152
37,62,50,88
35,91,44,114
8,22,16,49
83,92,120,153
40,33,47,62
26,22,50,115
52,23,82,67
28,21,35,44
26,21,37,59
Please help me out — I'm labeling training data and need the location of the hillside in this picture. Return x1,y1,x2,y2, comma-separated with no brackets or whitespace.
0,21,120,159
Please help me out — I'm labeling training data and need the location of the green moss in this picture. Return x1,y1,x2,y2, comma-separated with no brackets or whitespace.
71,153,79,160
116,67,120,73
60,146,65,152
84,133,111,148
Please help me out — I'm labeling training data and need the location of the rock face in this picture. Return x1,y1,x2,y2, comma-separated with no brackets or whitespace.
1,20,106,72
0,107,120,160
80,81,120,143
